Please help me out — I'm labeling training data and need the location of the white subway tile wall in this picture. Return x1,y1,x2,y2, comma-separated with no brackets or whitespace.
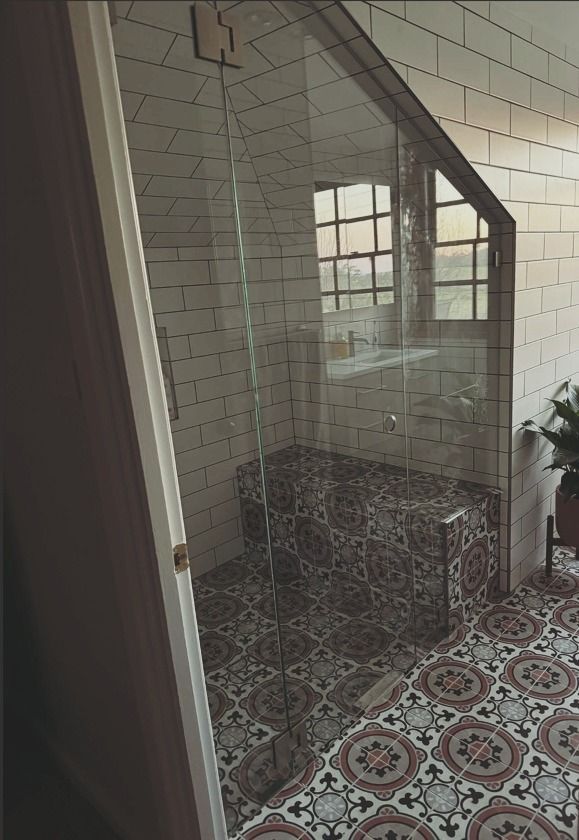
113,10,298,574
112,0,578,591
350,0,579,588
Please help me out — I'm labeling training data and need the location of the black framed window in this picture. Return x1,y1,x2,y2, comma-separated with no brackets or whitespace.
314,183,394,312
434,171,489,320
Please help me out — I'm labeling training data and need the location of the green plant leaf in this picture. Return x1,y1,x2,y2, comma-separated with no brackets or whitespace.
567,381,579,413
549,399,579,431
552,447,579,468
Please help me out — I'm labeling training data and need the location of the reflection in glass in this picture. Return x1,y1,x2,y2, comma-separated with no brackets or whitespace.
433,169,490,321
375,253,393,285
375,184,391,213
477,284,489,320
315,183,394,310
435,245,472,282
435,169,462,202
347,257,373,289
320,261,334,292
435,285,474,319
476,243,488,279
376,216,392,251
436,203,477,243
314,189,335,223
341,183,373,218
316,224,337,258
340,219,374,253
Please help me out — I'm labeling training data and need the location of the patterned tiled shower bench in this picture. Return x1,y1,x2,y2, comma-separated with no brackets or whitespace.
237,445,500,651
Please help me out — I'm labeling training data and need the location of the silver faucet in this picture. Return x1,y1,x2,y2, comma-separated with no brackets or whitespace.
348,330,370,357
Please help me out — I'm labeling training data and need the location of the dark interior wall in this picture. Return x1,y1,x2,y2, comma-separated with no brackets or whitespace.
1,9,160,839
1,4,197,838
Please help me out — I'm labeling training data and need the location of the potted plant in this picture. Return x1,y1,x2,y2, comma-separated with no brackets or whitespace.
522,379,579,549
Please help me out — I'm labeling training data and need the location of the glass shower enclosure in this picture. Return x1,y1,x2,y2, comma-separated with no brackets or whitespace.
114,1,513,833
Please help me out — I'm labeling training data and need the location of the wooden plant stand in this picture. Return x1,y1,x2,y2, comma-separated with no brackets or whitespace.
545,514,579,577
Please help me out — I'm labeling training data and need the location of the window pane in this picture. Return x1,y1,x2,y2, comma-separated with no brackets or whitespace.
347,257,373,289
476,284,488,320
339,219,374,254
377,291,394,305
376,216,392,250
435,285,473,319
351,293,373,308
314,189,335,223
476,243,488,279
319,261,335,292
317,224,337,258
375,185,391,213
375,254,393,286
435,244,473,282
322,296,337,312
336,259,350,290
342,183,373,219
436,203,478,243
479,218,489,239
436,169,462,203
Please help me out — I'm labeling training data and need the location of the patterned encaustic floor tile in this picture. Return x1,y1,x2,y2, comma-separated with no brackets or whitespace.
191,549,424,836
230,546,579,840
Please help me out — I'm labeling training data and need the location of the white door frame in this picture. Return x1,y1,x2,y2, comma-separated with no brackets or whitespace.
67,3,226,838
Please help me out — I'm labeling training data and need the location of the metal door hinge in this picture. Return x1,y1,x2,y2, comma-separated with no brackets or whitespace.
492,251,502,268
191,3,243,68
174,543,190,575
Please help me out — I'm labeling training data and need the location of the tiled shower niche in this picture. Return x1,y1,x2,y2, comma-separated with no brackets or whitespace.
113,0,514,834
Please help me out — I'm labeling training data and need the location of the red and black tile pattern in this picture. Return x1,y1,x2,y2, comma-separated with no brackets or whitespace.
236,547,579,840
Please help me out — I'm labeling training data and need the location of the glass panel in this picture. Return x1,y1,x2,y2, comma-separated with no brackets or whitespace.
476,243,489,279
376,253,394,285
436,202,478,243
435,285,474,319
336,259,350,290
436,169,462,202
317,224,337,258
118,0,514,835
477,284,489,319
351,292,374,308
347,256,373,289
339,219,375,254
377,215,393,250
223,3,413,823
398,110,511,659
435,244,474,282
376,184,391,213
319,260,335,292
314,188,335,223
377,290,394,304
342,183,373,218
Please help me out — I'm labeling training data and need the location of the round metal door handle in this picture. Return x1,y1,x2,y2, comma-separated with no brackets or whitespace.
384,414,397,433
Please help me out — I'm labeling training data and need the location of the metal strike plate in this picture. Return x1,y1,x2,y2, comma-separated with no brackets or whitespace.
174,543,190,575
191,3,244,68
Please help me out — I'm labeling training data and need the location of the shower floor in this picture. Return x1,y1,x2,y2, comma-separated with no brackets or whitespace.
234,546,579,840
191,550,420,835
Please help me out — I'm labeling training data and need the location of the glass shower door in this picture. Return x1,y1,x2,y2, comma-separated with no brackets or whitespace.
397,107,508,648
220,0,416,783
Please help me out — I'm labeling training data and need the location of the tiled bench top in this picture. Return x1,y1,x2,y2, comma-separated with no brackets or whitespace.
237,444,497,525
